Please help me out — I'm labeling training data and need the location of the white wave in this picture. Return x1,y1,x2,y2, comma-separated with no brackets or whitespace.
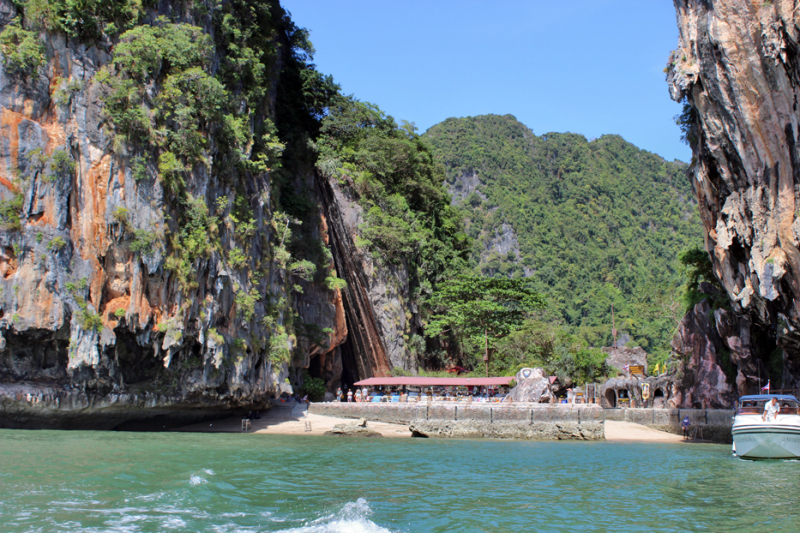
275,498,393,533
190,474,208,486
203,468,216,476
161,516,187,529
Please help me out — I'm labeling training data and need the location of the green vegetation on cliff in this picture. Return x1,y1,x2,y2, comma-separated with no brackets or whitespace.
0,1,699,389
314,96,471,297
425,114,703,362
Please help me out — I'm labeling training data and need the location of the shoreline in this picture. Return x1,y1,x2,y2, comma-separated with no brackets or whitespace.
174,403,692,443
174,403,412,438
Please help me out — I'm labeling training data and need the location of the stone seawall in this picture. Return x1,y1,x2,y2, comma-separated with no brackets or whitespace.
604,407,734,442
310,402,605,440
309,403,735,442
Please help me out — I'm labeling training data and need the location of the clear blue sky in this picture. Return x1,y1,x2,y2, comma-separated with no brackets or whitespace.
281,0,689,163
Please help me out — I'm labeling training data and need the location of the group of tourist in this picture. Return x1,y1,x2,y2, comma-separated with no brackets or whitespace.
336,387,371,402
333,387,510,403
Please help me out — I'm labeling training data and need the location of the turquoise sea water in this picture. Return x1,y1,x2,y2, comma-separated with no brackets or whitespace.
0,429,798,532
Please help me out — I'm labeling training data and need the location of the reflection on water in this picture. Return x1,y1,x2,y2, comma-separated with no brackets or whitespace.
0,429,798,532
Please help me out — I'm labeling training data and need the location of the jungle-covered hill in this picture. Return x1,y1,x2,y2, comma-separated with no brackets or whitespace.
425,114,703,361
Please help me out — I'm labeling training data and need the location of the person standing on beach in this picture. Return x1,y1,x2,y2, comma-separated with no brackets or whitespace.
355,388,362,402
347,389,353,402
336,388,343,402
682,416,690,439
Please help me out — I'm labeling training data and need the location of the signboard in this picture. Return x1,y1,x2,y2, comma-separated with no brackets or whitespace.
629,365,645,377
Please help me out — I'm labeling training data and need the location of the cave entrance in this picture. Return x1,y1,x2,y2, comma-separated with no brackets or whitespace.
605,389,617,408
338,335,360,393
0,326,69,382
306,349,340,392
114,328,162,385
653,388,665,408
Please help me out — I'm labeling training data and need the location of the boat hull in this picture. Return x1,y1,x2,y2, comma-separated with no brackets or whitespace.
732,422,800,459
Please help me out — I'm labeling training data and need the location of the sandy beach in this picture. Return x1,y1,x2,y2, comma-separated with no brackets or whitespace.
604,420,686,443
177,403,692,442
176,403,413,437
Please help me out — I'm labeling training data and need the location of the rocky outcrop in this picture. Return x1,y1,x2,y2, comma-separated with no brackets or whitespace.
324,418,382,437
448,170,486,205
603,346,648,374
668,0,800,387
606,297,770,409
509,367,555,403
316,176,417,383
0,0,407,428
670,299,738,408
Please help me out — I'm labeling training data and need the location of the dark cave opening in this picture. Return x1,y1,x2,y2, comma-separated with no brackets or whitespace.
0,326,69,382
114,328,163,385
338,336,359,392
605,388,616,408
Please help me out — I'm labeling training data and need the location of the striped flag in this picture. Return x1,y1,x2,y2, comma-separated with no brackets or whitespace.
761,380,770,392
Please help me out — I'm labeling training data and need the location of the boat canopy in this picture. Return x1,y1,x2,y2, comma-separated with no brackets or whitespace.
739,394,799,402
352,377,514,387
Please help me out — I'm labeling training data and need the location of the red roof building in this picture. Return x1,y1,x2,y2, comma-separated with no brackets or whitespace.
352,376,513,387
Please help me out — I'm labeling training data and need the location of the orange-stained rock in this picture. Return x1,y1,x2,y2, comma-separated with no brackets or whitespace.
669,0,800,389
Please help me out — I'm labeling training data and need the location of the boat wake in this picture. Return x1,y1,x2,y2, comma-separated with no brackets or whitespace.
276,498,393,533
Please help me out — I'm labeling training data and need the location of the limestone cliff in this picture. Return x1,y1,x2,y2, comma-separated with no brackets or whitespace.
669,0,800,389
0,0,409,428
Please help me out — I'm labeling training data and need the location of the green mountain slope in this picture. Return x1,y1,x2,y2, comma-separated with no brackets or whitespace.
425,114,703,359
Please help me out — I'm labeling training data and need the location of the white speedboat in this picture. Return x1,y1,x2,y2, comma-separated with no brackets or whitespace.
732,395,800,459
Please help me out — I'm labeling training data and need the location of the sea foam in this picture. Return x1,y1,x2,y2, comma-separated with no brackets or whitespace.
189,475,208,486
276,498,392,533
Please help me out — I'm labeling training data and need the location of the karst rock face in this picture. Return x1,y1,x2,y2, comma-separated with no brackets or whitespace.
670,300,735,408
669,0,800,388
0,0,412,428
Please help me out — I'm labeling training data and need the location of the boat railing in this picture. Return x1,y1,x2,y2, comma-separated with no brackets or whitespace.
737,406,800,415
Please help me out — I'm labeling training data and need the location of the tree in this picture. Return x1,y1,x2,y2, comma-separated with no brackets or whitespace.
679,246,726,311
425,275,545,375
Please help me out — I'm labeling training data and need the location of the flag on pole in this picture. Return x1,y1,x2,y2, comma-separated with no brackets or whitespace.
761,380,770,392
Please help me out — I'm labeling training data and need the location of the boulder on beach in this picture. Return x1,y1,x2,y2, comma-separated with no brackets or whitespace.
324,420,383,437
509,368,555,403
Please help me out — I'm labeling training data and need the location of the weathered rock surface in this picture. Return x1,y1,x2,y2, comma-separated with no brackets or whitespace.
0,0,410,428
324,418,382,437
669,299,736,408
603,346,648,374
607,297,768,409
509,367,555,403
669,0,800,388
317,176,419,385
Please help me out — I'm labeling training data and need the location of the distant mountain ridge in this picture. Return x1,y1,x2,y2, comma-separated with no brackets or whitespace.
425,114,703,359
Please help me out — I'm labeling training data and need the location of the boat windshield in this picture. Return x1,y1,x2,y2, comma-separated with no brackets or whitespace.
738,398,800,415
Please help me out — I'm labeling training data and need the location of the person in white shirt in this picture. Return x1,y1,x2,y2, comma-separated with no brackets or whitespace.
763,397,780,421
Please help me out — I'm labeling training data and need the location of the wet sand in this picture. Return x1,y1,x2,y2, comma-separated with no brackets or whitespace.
175,403,412,437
